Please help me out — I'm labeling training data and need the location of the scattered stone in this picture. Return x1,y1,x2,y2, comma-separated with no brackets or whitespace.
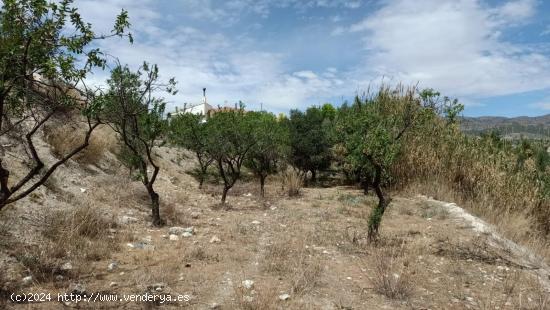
209,236,221,243
108,228,117,234
22,276,33,286
161,234,168,239
244,193,252,197
242,280,254,289
80,188,87,193
251,220,261,225
182,232,193,238
270,206,277,211
119,215,138,225
279,293,290,301
68,283,87,296
109,282,117,287
127,242,154,251
60,262,73,271
169,226,194,236
148,283,166,292
210,303,221,309
107,262,118,271
169,234,179,241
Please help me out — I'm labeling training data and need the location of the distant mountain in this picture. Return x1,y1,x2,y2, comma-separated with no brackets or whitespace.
460,114,550,140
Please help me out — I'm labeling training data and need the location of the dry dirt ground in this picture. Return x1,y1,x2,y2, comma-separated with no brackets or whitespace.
0,145,549,309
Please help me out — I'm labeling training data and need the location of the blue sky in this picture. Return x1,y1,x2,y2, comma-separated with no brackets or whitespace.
74,0,550,117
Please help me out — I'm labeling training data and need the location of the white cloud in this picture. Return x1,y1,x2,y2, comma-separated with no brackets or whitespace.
531,99,550,110
346,0,550,102
71,0,550,113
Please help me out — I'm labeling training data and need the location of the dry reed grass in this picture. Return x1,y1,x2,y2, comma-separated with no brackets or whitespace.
392,119,550,260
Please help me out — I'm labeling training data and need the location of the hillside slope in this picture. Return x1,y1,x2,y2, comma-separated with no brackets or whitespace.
461,114,550,139
0,129,549,309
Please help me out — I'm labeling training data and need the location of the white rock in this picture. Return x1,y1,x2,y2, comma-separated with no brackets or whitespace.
107,262,118,271
242,280,254,289
80,188,87,193
109,282,117,287
22,276,33,286
209,236,221,243
119,216,138,225
169,226,194,235
210,303,221,309
60,262,73,271
251,220,261,225
278,293,290,301
169,234,179,241
182,232,193,238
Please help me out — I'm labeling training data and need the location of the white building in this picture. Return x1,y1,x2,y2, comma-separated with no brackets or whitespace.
173,88,213,116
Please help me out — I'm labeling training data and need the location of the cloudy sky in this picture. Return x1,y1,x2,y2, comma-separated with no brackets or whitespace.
74,0,550,116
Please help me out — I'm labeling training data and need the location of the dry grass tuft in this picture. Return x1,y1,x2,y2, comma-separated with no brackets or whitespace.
290,256,323,295
281,169,303,197
369,245,413,300
14,206,121,283
45,124,116,165
232,282,279,310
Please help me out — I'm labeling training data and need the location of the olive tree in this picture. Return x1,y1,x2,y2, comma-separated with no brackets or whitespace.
101,63,176,226
335,85,432,241
0,0,131,210
168,113,212,188
244,111,289,197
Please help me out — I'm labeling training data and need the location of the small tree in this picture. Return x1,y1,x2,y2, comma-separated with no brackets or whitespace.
335,85,433,241
168,113,212,188
287,106,333,183
0,0,131,210
102,63,176,226
244,111,289,197
205,108,255,204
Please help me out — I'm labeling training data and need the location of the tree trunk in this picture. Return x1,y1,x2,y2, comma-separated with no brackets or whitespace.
311,169,317,183
0,161,10,209
367,164,389,242
221,186,229,204
198,175,204,189
147,185,163,227
260,175,266,198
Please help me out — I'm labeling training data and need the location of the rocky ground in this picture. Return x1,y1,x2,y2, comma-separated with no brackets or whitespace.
0,142,549,309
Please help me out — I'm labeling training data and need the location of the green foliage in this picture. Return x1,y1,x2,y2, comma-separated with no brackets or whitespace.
286,106,333,181
335,85,441,240
244,111,290,196
168,113,213,187
101,62,176,226
205,109,257,203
